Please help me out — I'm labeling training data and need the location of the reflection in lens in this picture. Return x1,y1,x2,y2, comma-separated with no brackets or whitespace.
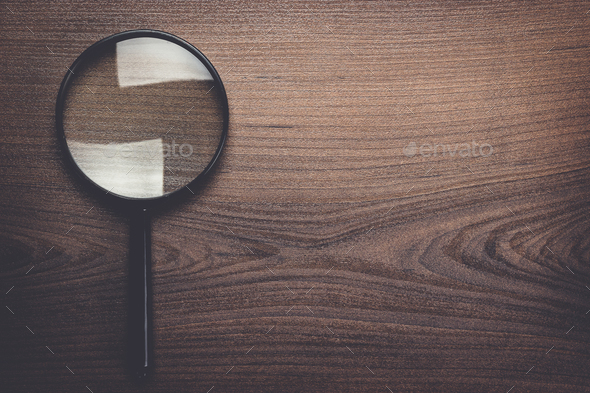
62,36,225,199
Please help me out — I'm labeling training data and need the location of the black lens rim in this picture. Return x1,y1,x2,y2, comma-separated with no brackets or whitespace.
55,29,228,208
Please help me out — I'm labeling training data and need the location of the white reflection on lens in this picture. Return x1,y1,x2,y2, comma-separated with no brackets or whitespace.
116,37,213,88
67,138,164,198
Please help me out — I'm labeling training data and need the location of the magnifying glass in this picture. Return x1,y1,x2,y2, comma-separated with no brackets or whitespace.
55,30,228,382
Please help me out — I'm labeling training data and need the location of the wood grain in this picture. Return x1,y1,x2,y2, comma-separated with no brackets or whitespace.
1,1,589,392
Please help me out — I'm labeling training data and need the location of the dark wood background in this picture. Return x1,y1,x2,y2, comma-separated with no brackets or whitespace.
1,1,589,392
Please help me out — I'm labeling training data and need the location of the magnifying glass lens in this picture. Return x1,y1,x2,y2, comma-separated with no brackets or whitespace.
62,36,225,199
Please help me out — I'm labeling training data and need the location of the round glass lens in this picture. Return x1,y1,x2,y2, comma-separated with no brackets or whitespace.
60,35,226,199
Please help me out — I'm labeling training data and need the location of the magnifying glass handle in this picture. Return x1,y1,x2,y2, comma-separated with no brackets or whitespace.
129,208,152,382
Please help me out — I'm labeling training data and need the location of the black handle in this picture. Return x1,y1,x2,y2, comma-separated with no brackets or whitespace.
128,208,152,382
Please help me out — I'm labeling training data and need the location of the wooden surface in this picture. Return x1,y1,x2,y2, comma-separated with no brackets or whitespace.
1,1,590,392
